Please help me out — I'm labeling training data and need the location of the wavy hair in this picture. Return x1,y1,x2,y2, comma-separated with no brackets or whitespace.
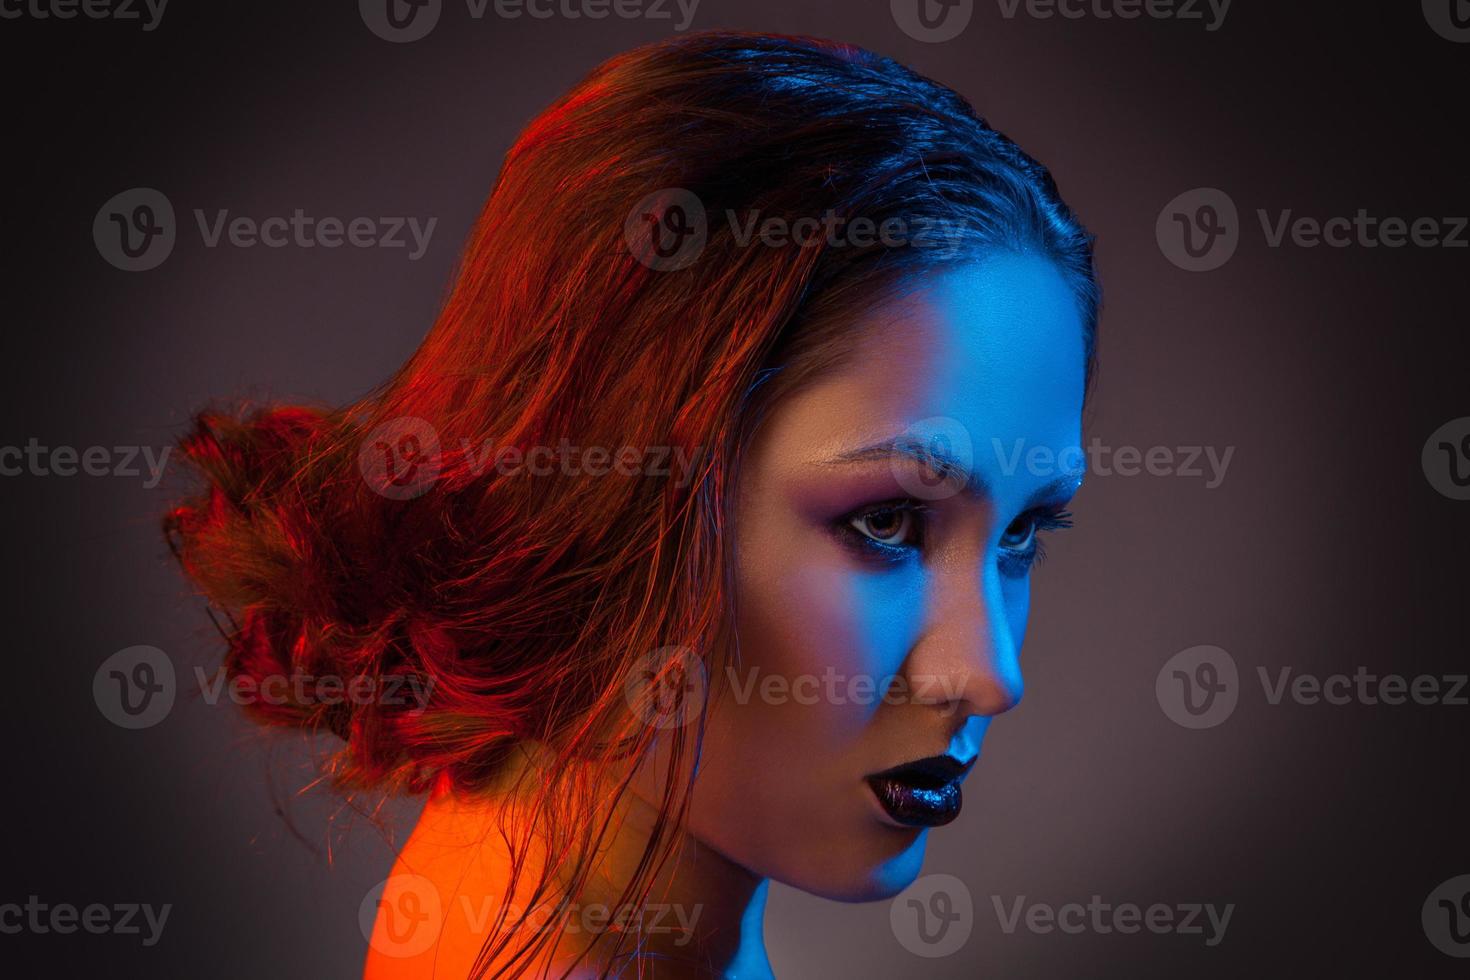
164,30,1099,978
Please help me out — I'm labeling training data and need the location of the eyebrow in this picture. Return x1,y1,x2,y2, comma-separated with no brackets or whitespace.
818,435,1085,508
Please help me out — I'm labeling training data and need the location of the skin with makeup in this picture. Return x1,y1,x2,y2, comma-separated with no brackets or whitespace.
368,252,1087,978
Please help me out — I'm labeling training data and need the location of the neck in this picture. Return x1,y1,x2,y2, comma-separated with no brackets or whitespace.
397,751,774,979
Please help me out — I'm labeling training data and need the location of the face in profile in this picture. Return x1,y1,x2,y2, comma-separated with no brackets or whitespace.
649,252,1087,900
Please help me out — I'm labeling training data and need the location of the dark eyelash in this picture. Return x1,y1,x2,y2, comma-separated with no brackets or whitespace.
1032,508,1074,535
999,507,1075,578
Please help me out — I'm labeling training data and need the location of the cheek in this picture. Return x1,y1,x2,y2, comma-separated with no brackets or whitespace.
1002,574,1031,651
722,554,926,745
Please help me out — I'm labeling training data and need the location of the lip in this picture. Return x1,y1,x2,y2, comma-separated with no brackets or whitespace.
865,755,977,829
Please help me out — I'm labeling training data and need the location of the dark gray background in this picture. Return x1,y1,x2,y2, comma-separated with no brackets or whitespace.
2,1,1467,977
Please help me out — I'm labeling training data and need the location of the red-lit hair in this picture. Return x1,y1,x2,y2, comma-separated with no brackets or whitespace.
165,30,1098,978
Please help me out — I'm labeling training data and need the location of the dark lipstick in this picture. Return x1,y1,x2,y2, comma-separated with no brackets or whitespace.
866,755,976,828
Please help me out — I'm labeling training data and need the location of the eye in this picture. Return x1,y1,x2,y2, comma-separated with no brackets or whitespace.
997,507,1074,579
999,513,1037,552
849,504,921,548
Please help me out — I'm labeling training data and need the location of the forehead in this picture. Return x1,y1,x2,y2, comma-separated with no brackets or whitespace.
821,253,1083,450
742,252,1087,519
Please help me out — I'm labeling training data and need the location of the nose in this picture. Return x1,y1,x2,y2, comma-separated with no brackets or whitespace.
900,560,1024,719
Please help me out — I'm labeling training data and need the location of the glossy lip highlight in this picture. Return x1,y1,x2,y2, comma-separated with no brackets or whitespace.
865,754,977,829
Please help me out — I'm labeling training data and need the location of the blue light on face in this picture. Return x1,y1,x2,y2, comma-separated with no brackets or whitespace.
837,253,1086,724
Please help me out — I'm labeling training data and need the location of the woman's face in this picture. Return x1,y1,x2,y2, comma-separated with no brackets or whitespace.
665,252,1087,900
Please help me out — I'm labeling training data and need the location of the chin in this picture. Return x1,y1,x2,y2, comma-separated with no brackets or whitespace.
786,826,931,903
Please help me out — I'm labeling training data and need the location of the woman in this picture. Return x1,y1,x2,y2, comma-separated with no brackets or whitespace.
165,30,1099,979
